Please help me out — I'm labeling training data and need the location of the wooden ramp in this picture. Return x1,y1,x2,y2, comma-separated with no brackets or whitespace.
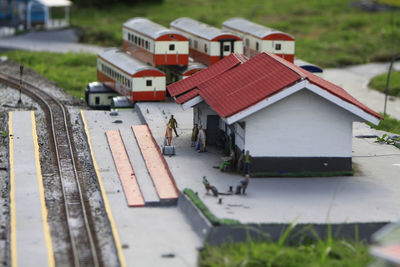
106,130,145,207
132,125,179,204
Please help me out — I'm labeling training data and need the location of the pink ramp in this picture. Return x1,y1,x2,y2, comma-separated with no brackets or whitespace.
106,130,145,207
132,125,179,202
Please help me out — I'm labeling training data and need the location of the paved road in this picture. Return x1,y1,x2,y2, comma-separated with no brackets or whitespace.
324,61,400,120
0,29,102,54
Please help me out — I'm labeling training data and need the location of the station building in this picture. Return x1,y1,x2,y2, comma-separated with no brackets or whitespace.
167,52,382,174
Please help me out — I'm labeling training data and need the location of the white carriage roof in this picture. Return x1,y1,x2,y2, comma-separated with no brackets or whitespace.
33,0,72,7
98,48,161,76
222,17,294,40
124,17,181,40
170,17,236,40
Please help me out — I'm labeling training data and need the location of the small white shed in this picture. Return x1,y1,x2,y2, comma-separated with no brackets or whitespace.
27,0,71,29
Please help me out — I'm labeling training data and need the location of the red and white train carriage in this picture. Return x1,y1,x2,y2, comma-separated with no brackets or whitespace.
123,17,189,66
170,17,243,66
222,17,295,63
97,48,166,103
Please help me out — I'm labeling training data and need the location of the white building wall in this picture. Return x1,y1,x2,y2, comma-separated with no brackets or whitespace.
193,102,218,129
155,41,188,54
132,76,165,92
244,90,357,158
262,40,295,54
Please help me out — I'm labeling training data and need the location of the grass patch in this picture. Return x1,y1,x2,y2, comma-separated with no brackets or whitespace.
200,239,372,267
2,50,96,99
70,0,400,67
369,71,400,97
367,113,400,135
251,170,354,178
183,188,240,226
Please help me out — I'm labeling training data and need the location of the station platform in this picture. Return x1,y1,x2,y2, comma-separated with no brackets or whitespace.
9,111,54,267
81,110,202,267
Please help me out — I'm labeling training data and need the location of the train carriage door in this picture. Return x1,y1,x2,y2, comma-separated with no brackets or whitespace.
219,39,235,59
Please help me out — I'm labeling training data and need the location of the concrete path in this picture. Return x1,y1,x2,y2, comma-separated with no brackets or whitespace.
0,29,103,54
9,111,54,267
136,102,400,224
324,61,400,120
81,110,202,267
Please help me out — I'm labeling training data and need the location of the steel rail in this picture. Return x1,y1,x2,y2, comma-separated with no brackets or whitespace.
0,72,100,267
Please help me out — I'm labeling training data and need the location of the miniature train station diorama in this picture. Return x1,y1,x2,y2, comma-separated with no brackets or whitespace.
1,7,400,267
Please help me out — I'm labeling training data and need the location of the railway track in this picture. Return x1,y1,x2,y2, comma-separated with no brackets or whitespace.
0,72,100,267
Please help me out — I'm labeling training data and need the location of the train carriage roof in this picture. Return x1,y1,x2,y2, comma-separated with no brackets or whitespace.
123,17,185,41
222,17,294,40
98,48,164,76
170,17,241,41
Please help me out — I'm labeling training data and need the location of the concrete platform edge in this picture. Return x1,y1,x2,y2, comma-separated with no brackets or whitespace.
79,110,126,267
178,192,212,241
206,222,390,246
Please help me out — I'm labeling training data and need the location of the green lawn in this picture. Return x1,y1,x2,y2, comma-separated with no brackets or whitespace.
70,0,400,68
200,239,372,267
3,51,97,99
369,71,400,97
368,113,400,135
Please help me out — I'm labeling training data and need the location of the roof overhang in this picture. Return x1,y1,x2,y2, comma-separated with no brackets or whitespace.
181,95,203,110
34,0,72,7
223,80,381,126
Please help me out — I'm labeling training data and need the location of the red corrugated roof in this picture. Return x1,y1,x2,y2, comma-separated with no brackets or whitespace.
269,53,383,119
167,53,247,97
175,89,200,104
173,51,382,121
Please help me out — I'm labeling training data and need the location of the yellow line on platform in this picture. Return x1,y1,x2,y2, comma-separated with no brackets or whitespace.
31,111,55,267
80,110,126,267
8,112,17,267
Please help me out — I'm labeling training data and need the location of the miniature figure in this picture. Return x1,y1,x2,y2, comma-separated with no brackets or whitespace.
196,125,206,153
165,123,172,146
202,176,218,197
242,150,252,175
240,174,250,194
191,123,199,147
168,115,179,137
237,149,245,173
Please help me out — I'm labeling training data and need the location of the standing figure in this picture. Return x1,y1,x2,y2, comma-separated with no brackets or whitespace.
240,174,250,194
191,123,199,147
169,115,179,137
197,125,206,152
237,149,245,173
242,150,252,175
165,123,173,146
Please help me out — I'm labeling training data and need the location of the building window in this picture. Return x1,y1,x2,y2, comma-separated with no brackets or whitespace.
204,44,207,53
275,43,281,50
256,42,259,51
95,96,100,105
169,44,175,51
194,40,198,49
146,80,152,86
224,45,230,52
146,40,149,49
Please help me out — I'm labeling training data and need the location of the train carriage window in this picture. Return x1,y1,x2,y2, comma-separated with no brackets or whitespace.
224,45,230,52
134,36,137,44
256,42,259,51
169,44,175,51
95,97,100,105
194,40,198,49
275,43,281,50
146,41,149,49
189,39,192,46
128,33,131,41
204,44,207,53
245,39,250,47
146,80,152,86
